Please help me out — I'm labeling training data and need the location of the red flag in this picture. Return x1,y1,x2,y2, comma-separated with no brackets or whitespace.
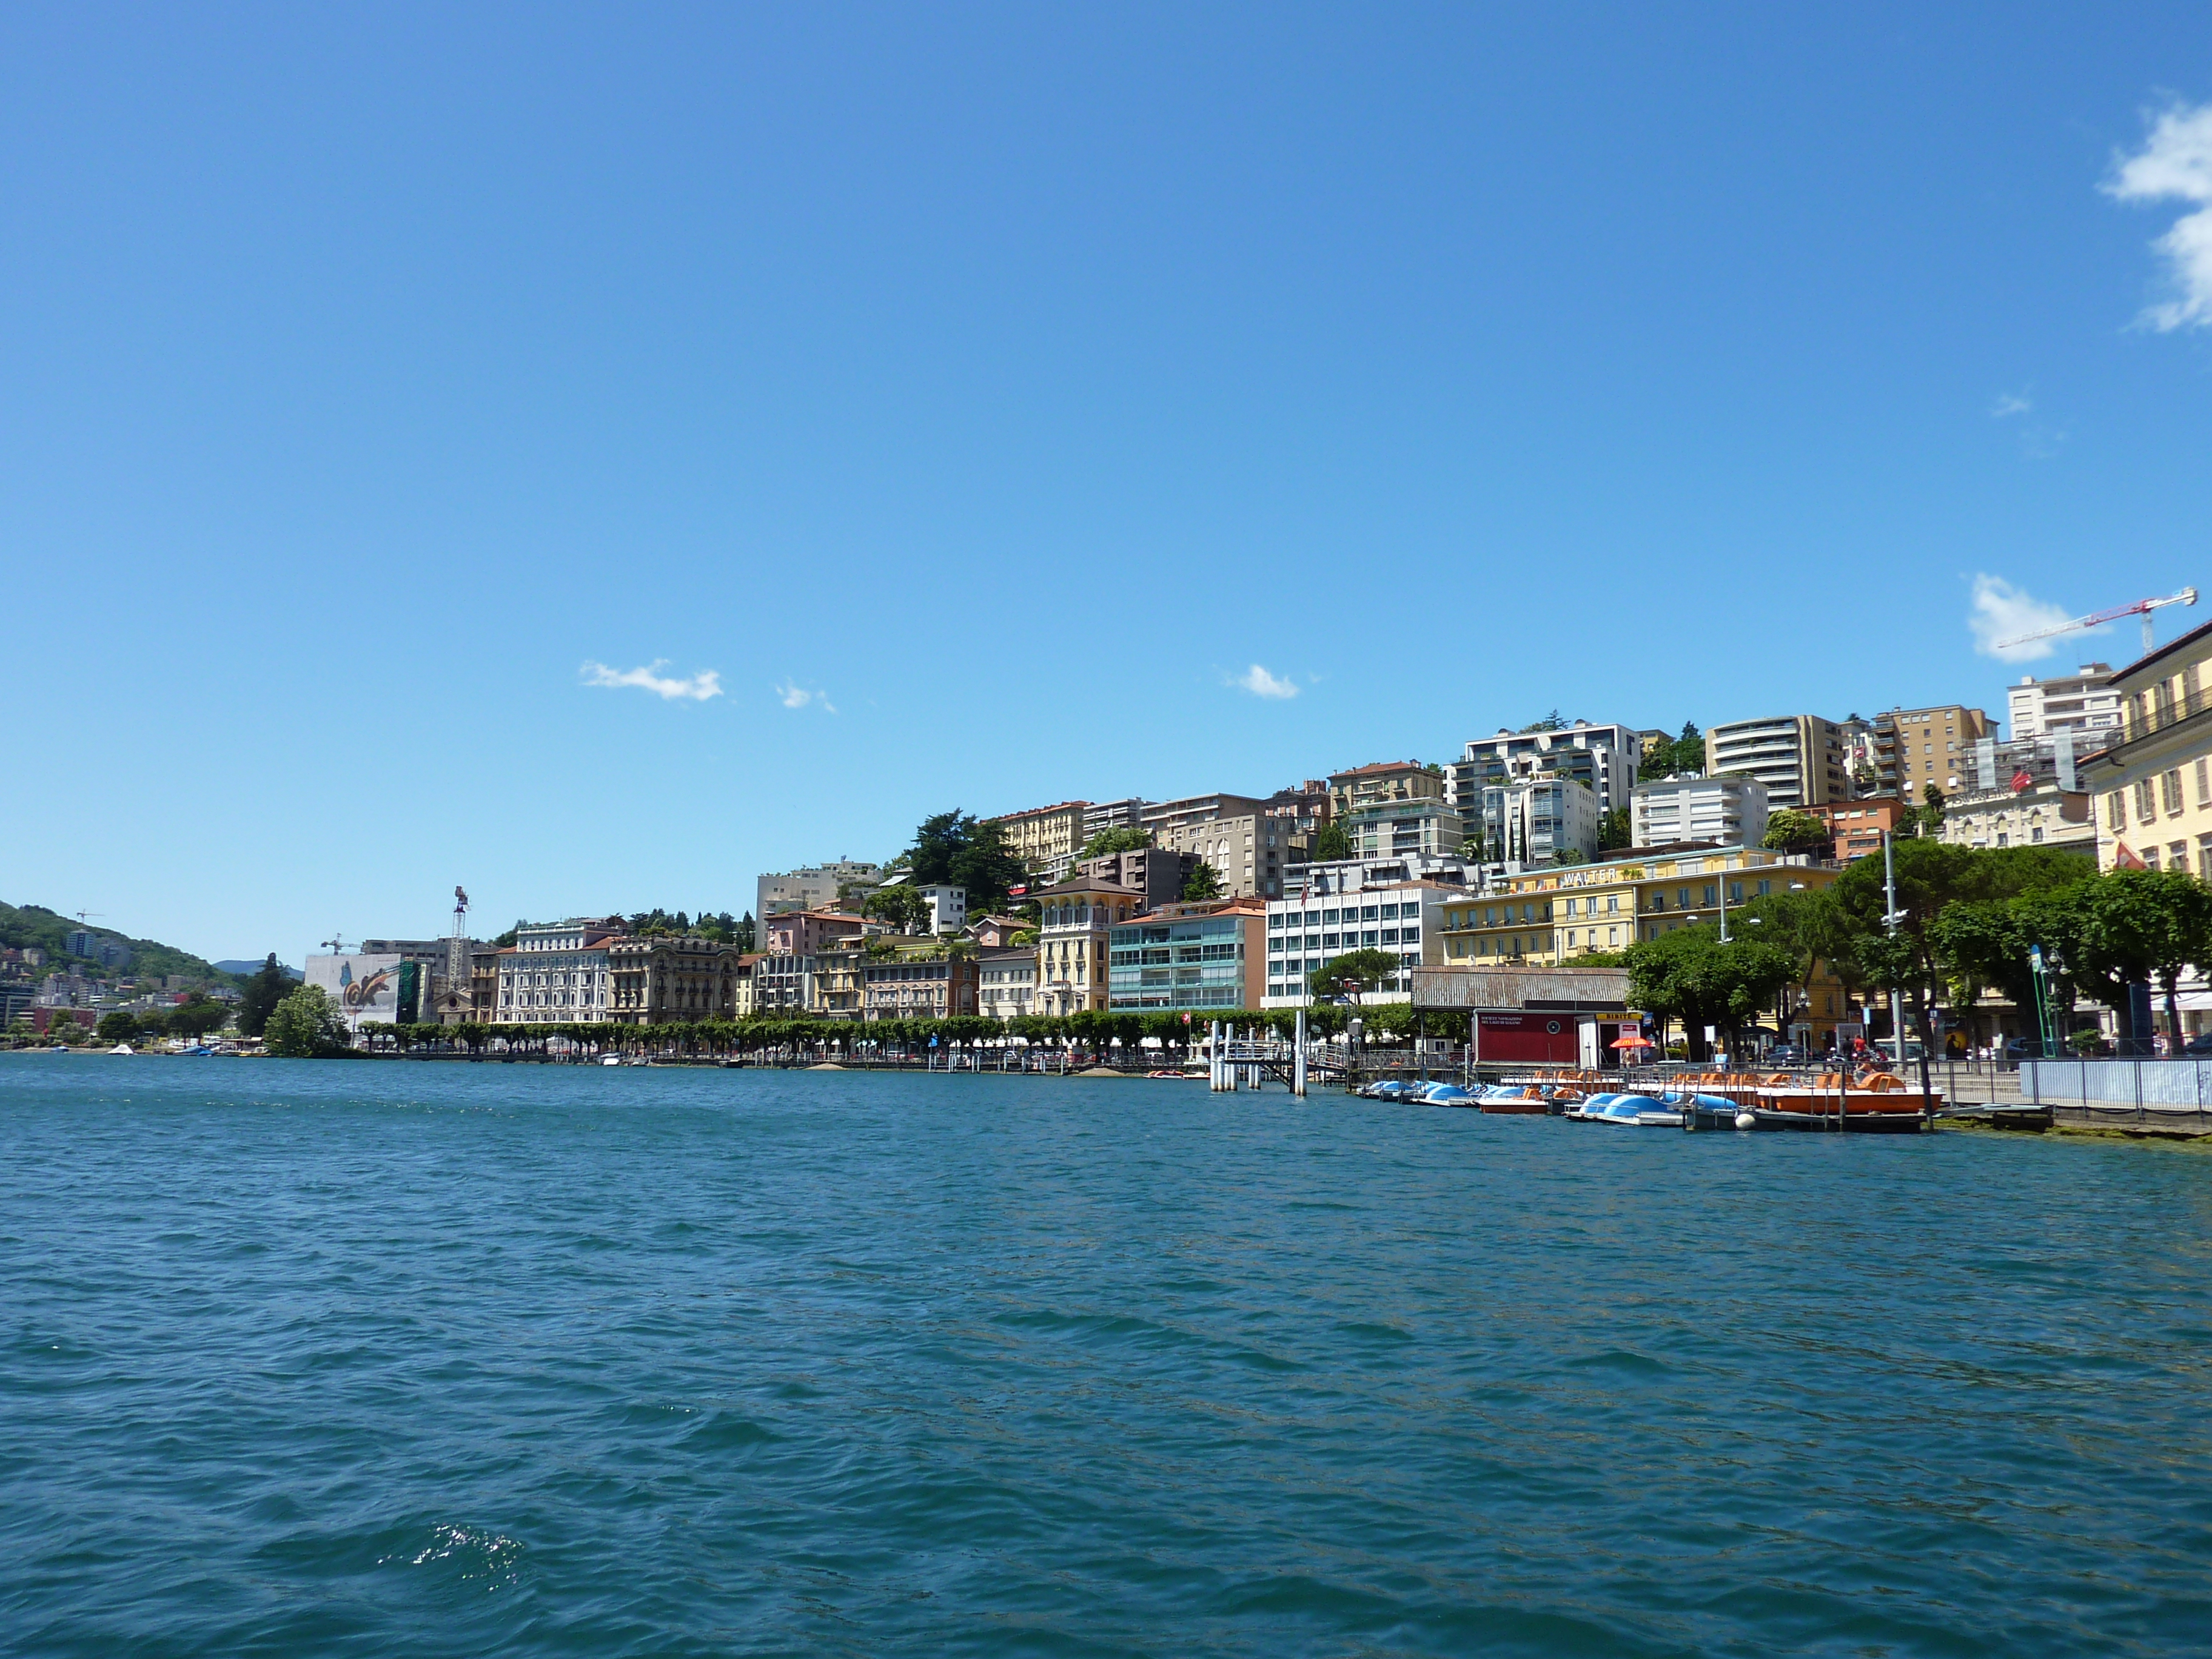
2114,841,2147,871
2010,769,2034,793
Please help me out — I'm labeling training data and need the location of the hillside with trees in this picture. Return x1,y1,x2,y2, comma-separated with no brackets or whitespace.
0,900,241,985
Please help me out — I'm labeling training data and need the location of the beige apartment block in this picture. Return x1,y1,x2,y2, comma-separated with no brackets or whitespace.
2089,620,2212,876
1704,716,1852,809
1327,760,1445,821
1153,813,1302,899
1871,705,1992,800
991,800,1090,881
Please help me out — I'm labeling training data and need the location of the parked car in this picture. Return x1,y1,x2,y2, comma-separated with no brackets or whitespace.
1766,1043,1813,1065
2002,1036,2046,1061
2182,1031,2212,1057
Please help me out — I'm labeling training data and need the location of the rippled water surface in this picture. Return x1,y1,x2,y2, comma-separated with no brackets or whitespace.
4,1054,2210,1656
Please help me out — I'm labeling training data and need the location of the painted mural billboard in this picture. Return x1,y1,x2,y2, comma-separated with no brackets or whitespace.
304,953,403,1034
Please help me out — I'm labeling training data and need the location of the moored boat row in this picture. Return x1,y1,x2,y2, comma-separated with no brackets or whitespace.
1355,1067,1940,1132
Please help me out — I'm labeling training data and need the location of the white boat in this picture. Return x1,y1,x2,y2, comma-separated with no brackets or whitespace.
107,1042,135,1055
1586,1094,1684,1128
600,1054,623,1066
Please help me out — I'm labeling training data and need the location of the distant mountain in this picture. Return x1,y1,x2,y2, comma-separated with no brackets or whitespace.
215,959,303,980
0,901,243,985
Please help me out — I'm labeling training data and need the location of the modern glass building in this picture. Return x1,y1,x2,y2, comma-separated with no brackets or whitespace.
1107,910,1256,1011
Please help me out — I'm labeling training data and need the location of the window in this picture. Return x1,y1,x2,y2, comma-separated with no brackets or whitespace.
2109,791,2127,830
2136,779,2157,819
2163,770,2185,816
2145,848,2162,870
2199,836,2212,878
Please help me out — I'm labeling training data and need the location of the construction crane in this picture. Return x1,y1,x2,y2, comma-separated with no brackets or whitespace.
72,910,103,927
1996,586,2199,656
322,934,350,956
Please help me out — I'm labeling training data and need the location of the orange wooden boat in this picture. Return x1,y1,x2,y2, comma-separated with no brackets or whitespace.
1664,1068,1938,1116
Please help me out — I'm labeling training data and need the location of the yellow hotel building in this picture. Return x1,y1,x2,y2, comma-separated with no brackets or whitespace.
2088,619,2212,876
1438,847,1849,1034
1439,847,1839,963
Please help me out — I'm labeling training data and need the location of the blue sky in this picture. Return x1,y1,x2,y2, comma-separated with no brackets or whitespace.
6,4,2210,962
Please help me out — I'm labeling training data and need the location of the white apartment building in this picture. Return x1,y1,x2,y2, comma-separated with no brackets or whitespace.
1446,722,1643,839
1082,798,1149,842
495,919,623,1025
2008,664,2123,742
1473,776,1600,869
976,945,1036,1021
1281,851,1476,902
1260,883,1463,1008
1632,774,1770,848
918,884,967,934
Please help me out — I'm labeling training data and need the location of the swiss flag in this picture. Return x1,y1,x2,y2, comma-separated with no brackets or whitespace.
2114,841,2147,871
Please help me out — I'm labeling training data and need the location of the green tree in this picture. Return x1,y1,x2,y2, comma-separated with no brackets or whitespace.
1310,822,1351,861
264,985,350,1057
236,953,292,1037
1623,925,1796,1060
736,911,756,952
1913,783,1947,838
1078,825,1151,860
905,811,1027,910
1309,947,1403,1001
2046,869,2212,1051
1641,722,1704,781
863,885,933,935
1181,862,1224,901
1520,710,1569,732
1554,847,1587,866
165,993,230,1041
1597,808,1633,853
1760,809,1831,854
1832,837,2090,1069
1734,886,1866,1030
96,1011,138,1043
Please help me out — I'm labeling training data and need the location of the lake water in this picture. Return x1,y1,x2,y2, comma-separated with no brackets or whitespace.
3,1054,2209,1657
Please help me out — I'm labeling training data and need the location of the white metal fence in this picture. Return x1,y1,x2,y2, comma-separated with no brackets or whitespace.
2019,1058,2212,1116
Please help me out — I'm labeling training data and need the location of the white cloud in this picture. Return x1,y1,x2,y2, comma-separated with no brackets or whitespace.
580,660,723,701
1990,391,2033,418
2104,101,2212,330
1233,663,1299,700
774,680,836,714
1968,575,2095,662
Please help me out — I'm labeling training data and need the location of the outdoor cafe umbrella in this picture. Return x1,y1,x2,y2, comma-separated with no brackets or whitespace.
1610,1034,1655,1050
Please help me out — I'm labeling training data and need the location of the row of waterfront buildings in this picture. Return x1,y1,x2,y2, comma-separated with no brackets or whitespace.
304,637,2212,1045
